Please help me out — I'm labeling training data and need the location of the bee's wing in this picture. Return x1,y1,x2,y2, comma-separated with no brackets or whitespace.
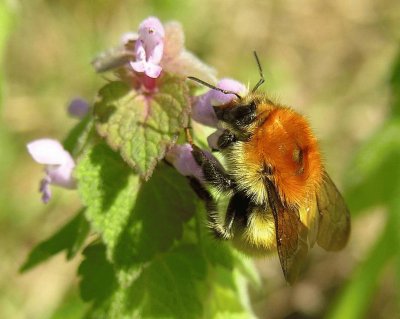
316,173,351,251
298,193,319,247
266,180,309,284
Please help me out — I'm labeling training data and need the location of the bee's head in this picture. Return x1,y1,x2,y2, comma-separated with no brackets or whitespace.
213,99,257,127
189,52,266,130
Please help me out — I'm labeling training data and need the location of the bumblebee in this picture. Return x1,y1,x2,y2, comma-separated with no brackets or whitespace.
188,53,350,284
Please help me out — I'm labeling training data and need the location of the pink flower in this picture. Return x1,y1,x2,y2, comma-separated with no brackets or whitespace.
165,144,202,180
165,143,219,183
130,17,165,79
92,17,216,92
207,129,224,150
27,139,76,203
192,78,247,127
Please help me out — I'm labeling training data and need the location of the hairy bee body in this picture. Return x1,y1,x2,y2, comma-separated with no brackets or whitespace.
190,64,350,284
231,204,276,256
222,94,323,207
212,94,323,257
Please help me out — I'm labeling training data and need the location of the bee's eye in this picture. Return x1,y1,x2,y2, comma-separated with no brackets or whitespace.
233,103,256,126
234,104,253,117
213,102,256,127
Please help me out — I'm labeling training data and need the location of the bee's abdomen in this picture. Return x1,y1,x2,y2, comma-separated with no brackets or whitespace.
232,205,277,255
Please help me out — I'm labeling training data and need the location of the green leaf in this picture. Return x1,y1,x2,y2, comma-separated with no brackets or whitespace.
79,243,117,305
75,142,197,268
20,209,89,272
200,264,257,319
80,242,257,319
388,181,400,310
63,115,94,156
112,162,196,271
202,234,234,270
76,144,257,318
94,74,190,180
75,142,140,258
389,46,400,117
125,244,207,318
81,243,207,319
186,204,258,318
345,119,400,214
189,201,235,271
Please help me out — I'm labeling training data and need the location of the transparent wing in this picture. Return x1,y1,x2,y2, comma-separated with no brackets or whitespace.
266,180,309,284
298,193,319,248
316,173,351,251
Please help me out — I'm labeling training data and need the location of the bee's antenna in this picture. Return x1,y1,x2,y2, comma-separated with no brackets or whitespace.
188,76,242,100
252,51,265,92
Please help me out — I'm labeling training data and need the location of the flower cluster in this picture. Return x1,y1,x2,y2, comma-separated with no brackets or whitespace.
27,16,247,201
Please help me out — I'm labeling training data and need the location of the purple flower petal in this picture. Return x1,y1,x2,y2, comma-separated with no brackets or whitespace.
39,177,52,204
144,63,163,78
138,17,165,39
191,94,219,127
68,98,90,119
208,78,247,106
131,60,162,78
134,40,146,63
147,42,163,65
45,157,76,189
130,60,146,73
27,139,70,165
207,129,224,150
191,78,247,128
166,143,221,183
131,17,165,79
28,138,76,202
165,144,201,178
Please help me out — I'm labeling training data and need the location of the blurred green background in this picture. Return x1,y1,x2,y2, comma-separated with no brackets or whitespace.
1,0,400,318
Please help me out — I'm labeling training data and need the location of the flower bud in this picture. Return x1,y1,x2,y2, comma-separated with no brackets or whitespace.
68,98,90,119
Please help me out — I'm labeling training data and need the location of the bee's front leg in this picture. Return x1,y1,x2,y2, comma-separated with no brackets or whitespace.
191,144,235,192
217,129,238,150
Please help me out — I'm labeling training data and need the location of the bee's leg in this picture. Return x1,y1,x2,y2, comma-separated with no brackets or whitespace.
224,203,236,234
191,145,235,192
217,129,237,150
225,192,251,232
187,177,232,239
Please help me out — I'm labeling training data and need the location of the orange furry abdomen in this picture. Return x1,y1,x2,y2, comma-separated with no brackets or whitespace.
244,107,323,206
